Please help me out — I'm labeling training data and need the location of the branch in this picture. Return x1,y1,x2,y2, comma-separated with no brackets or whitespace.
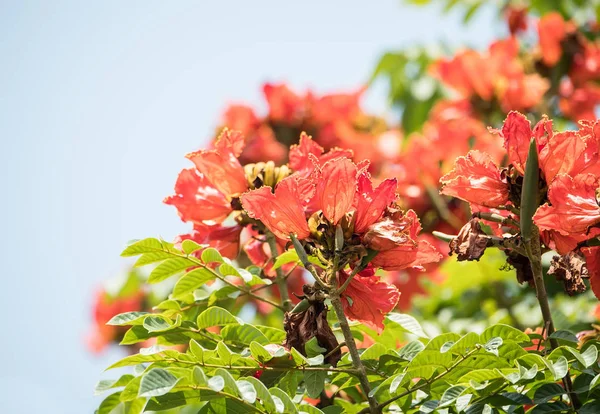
266,231,293,311
524,225,580,409
425,185,463,230
289,234,329,288
359,346,481,413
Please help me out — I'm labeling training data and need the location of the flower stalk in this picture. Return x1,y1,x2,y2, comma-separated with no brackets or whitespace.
266,231,293,311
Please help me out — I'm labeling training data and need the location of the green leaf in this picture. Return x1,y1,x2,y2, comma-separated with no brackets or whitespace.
580,400,600,414
237,380,257,404
98,392,122,414
192,366,208,386
134,251,173,267
272,250,299,269
449,332,480,355
122,238,169,257
385,313,428,338
107,311,149,326
149,257,193,283
547,356,569,381
530,401,570,413
201,247,224,264
548,330,578,345
197,307,241,329
244,377,277,412
172,268,216,299
250,342,275,363
143,315,181,333
208,375,225,392
439,385,467,407
269,387,298,413
214,368,240,395
304,370,326,399
181,239,206,255
305,337,327,358
534,383,566,404
581,345,598,368
95,375,135,395
139,368,181,397
480,324,529,344
222,324,270,346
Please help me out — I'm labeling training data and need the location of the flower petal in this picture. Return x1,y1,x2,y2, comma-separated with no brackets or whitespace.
241,175,313,240
339,272,400,332
582,247,600,300
313,158,358,225
164,169,231,223
440,150,509,208
534,174,600,235
354,173,397,234
186,130,248,197
500,111,533,174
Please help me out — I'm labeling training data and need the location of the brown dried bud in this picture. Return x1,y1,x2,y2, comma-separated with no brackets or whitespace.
283,285,341,366
548,251,588,296
506,251,533,285
449,218,488,261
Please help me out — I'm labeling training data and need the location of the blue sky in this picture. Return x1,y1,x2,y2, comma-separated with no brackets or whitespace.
0,1,499,411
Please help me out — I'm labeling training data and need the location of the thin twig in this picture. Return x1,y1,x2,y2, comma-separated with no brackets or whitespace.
266,231,293,311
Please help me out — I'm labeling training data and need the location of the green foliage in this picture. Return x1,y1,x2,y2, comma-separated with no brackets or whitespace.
95,238,600,412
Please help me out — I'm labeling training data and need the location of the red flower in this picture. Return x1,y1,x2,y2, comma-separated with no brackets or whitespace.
368,210,442,271
354,173,398,234
338,270,400,332
582,247,600,300
534,173,600,238
313,157,358,225
440,150,509,208
538,12,570,67
241,174,314,240
288,132,353,176
263,83,305,124
163,169,231,224
505,6,528,35
186,129,248,198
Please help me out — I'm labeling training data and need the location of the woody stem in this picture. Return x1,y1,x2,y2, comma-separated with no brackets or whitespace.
524,226,580,409
329,233,378,414
329,293,378,414
266,232,293,312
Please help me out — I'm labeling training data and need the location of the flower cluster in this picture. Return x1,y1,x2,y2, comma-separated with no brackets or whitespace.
219,82,402,173
441,110,600,298
165,128,440,329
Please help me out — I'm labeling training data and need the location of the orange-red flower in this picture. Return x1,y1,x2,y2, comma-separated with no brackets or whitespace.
582,247,600,300
241,174,314,240
431,38,548,111
538,12,572,67
440,150,509,208
369,210,442,271
534,173,600,241
338,270,400,332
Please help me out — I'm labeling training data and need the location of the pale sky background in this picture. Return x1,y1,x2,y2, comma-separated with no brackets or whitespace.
0,1,500,412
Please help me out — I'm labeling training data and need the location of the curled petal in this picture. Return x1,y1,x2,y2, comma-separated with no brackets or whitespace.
289,132,325,173
582,247,600,300
263,83,305,123
214,128,245,158
371,239,441,271
533,174,600,235
289,132,354,177
500,111,533,174
440,150,509,208
241,175,313,240
339,272,400,332
313,158,358,225
186,130,248,198
164,169,231,223
354,174,397,234
539,131,588,183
